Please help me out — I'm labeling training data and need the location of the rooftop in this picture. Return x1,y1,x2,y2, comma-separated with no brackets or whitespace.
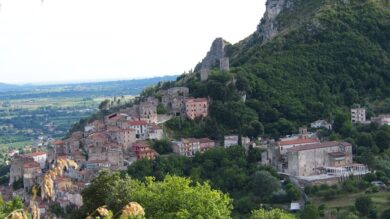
128,120,148,126
26,151,47,157
288,141,352,152
199,138,214,143
185,98,208,103
278,138,319,146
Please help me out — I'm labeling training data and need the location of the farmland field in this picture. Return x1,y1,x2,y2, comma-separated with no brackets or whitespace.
0,76,177,154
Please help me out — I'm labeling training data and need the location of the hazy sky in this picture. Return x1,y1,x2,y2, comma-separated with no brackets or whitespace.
0,0,265,84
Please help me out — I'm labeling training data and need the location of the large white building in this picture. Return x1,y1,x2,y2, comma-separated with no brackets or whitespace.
351,107,366,123
287,141,353,177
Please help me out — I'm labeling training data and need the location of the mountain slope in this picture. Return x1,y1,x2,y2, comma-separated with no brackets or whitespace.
173,0,390,137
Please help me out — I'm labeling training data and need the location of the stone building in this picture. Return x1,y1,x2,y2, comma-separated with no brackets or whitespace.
172,138,214,157
224,135,251,148
108,127,137,148
371,114,390,126
286,141,353,177
126,120,149,139
9,155,34,185
184,98,208,120
138,101,158,123
25,152,47,169
23,161,42,190
148,123,164,140
107,145,124,169
161,87,189,116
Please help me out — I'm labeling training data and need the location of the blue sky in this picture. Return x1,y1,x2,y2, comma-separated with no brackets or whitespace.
0,0,265,84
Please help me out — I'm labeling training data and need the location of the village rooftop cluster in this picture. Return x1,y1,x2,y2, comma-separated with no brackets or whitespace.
1,86,389,217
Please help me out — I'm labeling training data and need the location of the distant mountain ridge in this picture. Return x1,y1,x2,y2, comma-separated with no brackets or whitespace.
0,75,178,100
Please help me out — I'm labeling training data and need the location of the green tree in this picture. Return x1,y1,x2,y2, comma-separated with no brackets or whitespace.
250,171,281,200
156,104,167,114
375,130,390,151
132,175,233,219
49,203,63,217
0,195,24,217
355,196,373,216
381,208,390,219
98,99,111,111
300,204,320,219
251,208,296,219
81,171,142,214
151,139,172,154
285,183,300,201
244,120,264,139
341,212,359,219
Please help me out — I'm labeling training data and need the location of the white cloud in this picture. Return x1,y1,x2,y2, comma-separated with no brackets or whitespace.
0,0,265,84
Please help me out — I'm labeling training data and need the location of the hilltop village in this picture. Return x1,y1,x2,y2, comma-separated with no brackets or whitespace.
2,77,388,217
0,31,389,217
1,35,390,217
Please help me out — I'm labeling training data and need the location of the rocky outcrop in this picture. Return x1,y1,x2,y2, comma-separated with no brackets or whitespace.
197,38,231,81
200,37,228,70
256,0,294,43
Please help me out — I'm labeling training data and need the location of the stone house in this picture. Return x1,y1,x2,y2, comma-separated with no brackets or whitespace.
184,98,208,120
138,101,158,123
371,114,390,126
9,155,34,185
22,161,42,190
161,87,189,116
86,132,109,148
87,144,107,161
276,138,320,156
224,135,251,148
167,87,189,96
286,141,353,177
105,113,126,127
108,127,137,148
25,151,47,169
148,123,164,140
126,120,149,139
107,145,124,168
172,138,214,157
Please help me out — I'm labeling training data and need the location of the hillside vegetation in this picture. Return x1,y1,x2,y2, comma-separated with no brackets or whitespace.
170,0,390,139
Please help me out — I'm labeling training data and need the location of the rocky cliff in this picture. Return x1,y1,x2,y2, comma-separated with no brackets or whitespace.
199,37,229,71
256,0,294,43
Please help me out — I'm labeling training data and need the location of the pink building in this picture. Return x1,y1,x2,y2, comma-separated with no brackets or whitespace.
184,98,208,120
131,141,158,160
199,138,215,152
